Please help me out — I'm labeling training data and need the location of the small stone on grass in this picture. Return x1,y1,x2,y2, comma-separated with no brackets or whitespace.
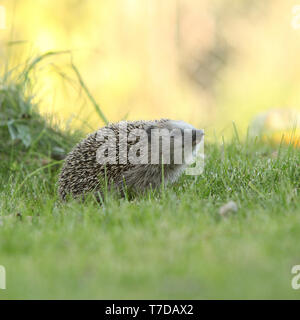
219,201,238,217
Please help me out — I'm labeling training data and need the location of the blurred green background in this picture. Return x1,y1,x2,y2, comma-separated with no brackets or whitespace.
1,0,300,136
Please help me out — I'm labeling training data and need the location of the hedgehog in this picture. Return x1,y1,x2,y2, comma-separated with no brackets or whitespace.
58,119,204,201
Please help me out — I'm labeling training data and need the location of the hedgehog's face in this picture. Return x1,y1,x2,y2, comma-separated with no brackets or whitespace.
146,120,204,165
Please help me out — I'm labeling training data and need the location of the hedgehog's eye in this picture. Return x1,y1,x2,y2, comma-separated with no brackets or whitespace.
192,129,197,145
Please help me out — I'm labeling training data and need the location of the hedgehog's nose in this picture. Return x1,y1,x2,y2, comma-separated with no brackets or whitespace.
192,129,204,146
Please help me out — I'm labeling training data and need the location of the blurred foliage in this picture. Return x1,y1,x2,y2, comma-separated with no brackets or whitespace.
250,108,300,147
0,54,83,164
0,0,299,139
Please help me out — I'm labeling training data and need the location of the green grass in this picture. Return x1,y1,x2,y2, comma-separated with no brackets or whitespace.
0,134,299,299
0,55,300,299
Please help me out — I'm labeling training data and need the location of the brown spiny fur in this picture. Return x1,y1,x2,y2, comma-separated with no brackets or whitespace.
58,119,189,201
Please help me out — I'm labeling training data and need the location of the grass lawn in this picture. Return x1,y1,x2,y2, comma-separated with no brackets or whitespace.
0,56,299,299
0,135,299,299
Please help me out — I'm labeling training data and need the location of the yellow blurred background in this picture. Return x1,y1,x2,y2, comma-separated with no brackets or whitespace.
1,0,300,138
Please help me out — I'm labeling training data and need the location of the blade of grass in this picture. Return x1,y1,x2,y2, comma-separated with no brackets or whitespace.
23,50,71,81
14,160,63,196
71,61,108,125
232,121,240,144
